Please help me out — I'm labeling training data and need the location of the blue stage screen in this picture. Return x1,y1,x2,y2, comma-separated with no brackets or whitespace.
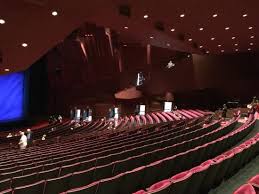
0,72,26,123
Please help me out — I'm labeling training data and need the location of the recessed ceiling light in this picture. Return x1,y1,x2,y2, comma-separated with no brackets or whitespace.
51,11,58,16
250,35,254,39
206,51,210,54
250,43,254,45
170,28,175,32
221,50,224,53
225,27,230,30
124,26,128,29
242,14,248,17
187,54,191,58
199,27,204,31
123,44,127,47
248,26,253,30
199,45,203,48
180,14,185,18
150,36,154,39
232,36,236,40
234,43,238,46
211,37,215,40
235,49,239,52
144,15,149,19
212,14,218,18
4,68,10,72
218,44,222,47
22,43,28,47
248,48,251,51
188,38,192,41
166,43,171,46
0,19,5,24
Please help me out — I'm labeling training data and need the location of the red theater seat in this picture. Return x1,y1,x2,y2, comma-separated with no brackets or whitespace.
234,184,256,194
248,175,259,188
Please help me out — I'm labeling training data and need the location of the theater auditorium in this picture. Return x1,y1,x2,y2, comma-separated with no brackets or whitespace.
0,1,259,194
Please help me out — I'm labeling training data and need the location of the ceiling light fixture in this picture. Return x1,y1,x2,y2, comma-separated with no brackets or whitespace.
199,27,204,31
211,37,215,40
22,43,28,47
143,15,149,19
248,48,251,51
248,26,253,30
242,14,248,17
232,36,236,40
188,38,192,41
0,19,5,24
180,14,185,18
51,11,58,16
225,27,230,30
170,28,175,32
250,35,254,39
4,68,10,72
199,45,203,48
206,51,210,54
221,50,225,53
166,43,170,46
124,26,128,29
212,14,218,18
235,49,239,52
250,43,254,45
218,44,222,47
150,36,154,39
234,43,238,46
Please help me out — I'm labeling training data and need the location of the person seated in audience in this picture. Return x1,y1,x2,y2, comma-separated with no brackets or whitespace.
58,115,63,123
6,133,12,138
26,129,33,146
41,134,46,141
18,132,27,150
74,122,81,128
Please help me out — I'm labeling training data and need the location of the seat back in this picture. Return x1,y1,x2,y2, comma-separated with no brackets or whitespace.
13,180,45,194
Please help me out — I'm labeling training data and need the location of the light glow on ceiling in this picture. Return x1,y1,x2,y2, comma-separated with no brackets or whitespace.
199,45,203,48
248,48,251,51
170,28,175,32
221,49,224,52
188,38,192,41
212,14,218,18
0,19,5,24
235,48,239,52
150,36,154,39
249,43,254,45
22,43,28,47
218,44,222,47
124,26,128,29
242,14,248,17
234,43,238,46
248,26,253,30
144,15,149,19
180,14,185,18
225,27,230,30
232,36,236,40
199,27,204,31
52,11,58,16
250,35,254,39
211,37,215,40
4,68,10,72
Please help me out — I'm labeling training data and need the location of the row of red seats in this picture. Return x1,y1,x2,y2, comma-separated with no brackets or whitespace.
134,114,257,194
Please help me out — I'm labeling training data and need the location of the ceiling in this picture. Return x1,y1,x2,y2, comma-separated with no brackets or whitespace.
0,0,258,74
